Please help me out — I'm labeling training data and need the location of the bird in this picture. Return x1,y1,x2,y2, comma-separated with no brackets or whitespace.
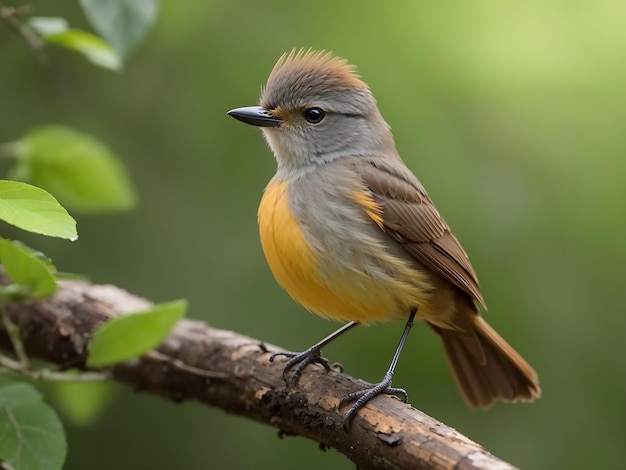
228,49,540,427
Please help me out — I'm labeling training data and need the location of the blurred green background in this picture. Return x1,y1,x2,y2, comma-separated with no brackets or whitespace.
2,1,626,469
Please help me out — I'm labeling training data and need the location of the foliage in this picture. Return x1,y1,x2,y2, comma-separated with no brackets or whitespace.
0,238,57,299
0,3,186,470
0,181,76,240
0,377,66,470
88,300,187,367
29,16,122,71
79,0,159,59
2,0,158,70
9,126,136,214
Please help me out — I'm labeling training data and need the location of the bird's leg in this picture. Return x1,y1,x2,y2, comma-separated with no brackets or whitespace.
270,321,358,386
340,308,417,428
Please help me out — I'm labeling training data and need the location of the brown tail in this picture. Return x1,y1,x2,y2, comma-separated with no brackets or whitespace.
428,314,541,408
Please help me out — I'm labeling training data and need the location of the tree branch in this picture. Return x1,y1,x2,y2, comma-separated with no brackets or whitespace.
0,280,517,470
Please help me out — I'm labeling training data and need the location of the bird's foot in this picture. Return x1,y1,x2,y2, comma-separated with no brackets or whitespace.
270,347,341,386
339,374,408,428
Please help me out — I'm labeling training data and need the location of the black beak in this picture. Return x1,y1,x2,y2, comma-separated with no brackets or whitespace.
227,106,282,127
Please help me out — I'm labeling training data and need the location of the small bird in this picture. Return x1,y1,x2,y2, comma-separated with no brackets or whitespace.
228,49,540,427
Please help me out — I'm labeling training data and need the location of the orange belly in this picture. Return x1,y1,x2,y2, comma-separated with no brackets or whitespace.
257,178,432,323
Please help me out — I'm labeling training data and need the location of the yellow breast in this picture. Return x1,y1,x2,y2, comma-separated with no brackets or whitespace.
257,178,432,323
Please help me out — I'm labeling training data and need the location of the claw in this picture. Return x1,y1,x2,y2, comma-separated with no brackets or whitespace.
269,348,334,386
339,374,408,428
268,321,359,389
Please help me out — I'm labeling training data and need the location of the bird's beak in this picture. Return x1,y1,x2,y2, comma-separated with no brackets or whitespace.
227,106,282,128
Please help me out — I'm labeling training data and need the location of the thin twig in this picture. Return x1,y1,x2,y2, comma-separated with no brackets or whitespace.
0,0,46,62
0,306,29,371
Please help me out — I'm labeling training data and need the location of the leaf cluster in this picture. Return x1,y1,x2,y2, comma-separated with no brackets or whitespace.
0,3,190,469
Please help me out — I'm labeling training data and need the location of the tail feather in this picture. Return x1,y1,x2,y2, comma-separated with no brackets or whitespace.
429,315,540,408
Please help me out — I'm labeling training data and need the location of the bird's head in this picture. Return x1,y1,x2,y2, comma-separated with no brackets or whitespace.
228,49,395,173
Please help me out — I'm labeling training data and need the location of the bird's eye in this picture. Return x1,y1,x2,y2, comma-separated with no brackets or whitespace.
304,107,325,124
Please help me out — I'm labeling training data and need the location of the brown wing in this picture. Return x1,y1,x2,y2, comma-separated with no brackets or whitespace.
358,158,486,308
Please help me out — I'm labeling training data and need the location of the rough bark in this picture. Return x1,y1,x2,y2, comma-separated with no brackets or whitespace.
0,280,517,470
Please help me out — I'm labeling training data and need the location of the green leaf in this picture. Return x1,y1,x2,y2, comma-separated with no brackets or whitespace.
13,126,136,214
0,180,77,240
46,30,122,71
0,238,57,298
29,17,122,71
0,377,67,470
51,381,115,427
79,0,159,58
87,300,187,367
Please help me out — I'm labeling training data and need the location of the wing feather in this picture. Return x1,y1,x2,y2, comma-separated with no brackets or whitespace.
358,158,486,307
